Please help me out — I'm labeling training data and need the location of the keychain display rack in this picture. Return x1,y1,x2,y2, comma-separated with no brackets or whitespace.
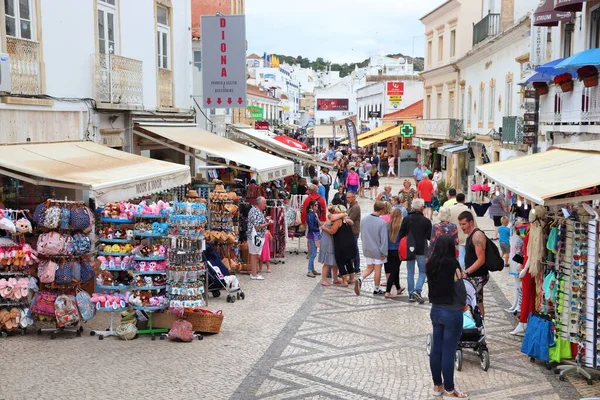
91,214,135,340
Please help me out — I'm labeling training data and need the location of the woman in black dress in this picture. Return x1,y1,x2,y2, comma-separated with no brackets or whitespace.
369,165,380,200
332,205,357,286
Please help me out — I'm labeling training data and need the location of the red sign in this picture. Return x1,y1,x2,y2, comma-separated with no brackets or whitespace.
386,81,405,96
316,98,349,111
255,120,269,130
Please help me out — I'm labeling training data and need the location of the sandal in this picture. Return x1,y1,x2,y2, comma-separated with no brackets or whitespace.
384,293,394,299
332,280,342,285
339,282,349,287
443,389,469,399
321,281,331,287
432,385,443,396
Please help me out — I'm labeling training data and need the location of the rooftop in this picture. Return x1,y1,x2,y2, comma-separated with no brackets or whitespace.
382,100,424,121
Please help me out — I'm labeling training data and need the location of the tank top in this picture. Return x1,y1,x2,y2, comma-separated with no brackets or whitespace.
465,229,489,277
334,222,357,262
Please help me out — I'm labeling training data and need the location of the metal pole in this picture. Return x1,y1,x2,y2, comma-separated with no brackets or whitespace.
533,90,539,154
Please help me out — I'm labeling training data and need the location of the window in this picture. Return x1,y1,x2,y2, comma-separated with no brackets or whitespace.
210,108,216,116
438,35,444,62
590,8,600,49
193,50,202,72
97,0,118,54
449,91,455,118
478,85,485,124
5,0,33,39
157,5,170,69
427,40,433,65
450,30,456,58
436,93,442,118
488,84,495,124
505,77,513,115
226,108,231,115
563,22,574,57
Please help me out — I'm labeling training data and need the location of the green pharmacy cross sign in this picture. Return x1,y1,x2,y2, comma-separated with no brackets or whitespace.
247,106,264,119
400,123,415,138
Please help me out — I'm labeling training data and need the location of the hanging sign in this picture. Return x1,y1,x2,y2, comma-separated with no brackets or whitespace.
345,118,358,151
524,125,536,133
201,15,247,109
247,106,264,119
524,113,536,122
522,136,535,145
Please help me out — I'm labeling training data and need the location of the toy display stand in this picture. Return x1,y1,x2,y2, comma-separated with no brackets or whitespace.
92,216,134,340
131,213,169,340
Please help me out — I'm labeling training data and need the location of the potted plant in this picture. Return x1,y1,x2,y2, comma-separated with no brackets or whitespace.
554,73,574,92
437,180,454,206
533,81,549,95
577,65,598,88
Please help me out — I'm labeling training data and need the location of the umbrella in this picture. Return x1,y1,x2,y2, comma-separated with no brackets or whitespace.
555,48,600,69
535,58,578,77
518,71,554,87
274,135,308,150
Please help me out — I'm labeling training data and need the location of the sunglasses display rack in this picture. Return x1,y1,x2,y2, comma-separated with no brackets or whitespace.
0,212,37,338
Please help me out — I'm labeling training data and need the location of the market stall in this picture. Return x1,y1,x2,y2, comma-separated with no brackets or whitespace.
477,142,600,383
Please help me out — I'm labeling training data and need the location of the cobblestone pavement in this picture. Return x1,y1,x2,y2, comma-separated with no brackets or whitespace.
0,177,591,399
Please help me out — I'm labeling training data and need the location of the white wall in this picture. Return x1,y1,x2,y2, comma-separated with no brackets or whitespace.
314,81,355,124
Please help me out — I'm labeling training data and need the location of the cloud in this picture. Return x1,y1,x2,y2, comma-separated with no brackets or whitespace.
246,0,445,63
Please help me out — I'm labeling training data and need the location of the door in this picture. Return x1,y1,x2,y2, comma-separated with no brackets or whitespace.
399,149,417,178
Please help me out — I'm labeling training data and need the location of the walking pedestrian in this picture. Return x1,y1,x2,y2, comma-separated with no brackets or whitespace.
354,201,388,296
369,165,380,200
346,192,361,278
247,197,272,280
399,179,416,212
319,167,333,204
399,198,432,304
385,208,404,298
345,167,360,194
306,200,322,278
332,185,347,208
417,173,435,220
449,193,477,269
427,234,469,400
413,163,426,184
391,195,408,218
358,162,368,198
489,191,507,240
458,211,489,318
388,154,396,178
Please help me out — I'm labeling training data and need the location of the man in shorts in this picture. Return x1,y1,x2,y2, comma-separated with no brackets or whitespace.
417,173,434,220
458,211,490,318
354,201,388,296
247,197,272,280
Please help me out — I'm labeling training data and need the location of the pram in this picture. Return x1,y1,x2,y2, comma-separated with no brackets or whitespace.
203,243,245,304
426,278,490,371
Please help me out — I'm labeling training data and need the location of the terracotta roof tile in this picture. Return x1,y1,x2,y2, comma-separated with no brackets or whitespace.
247,53,262,60
382,100,423,121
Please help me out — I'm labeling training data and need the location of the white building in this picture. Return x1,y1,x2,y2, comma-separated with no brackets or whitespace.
1,0,193,150
314,77,358,126
365,55,416,76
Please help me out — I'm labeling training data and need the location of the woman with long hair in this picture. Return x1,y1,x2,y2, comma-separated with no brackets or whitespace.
398,179,416,212
319,205,349,286
369,164,380,200
427,234,468,399
385,208,404,298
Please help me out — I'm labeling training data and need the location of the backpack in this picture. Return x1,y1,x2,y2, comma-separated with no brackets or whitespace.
76,290,95,322
70,205,92,231
55,262,74,285
38,260,59,283
60,207,71,230
79,259,95,282
72,233,91,256
33,202,48,227
469,229,505,272
54,295,80,327
31,291,58,317
43,206,62,229
37,232,68,255
398,218,416,261
168,319,195,342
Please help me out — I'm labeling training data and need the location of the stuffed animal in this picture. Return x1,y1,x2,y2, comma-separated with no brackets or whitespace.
15,218,32,234
143,276,153,286
128,292,142,307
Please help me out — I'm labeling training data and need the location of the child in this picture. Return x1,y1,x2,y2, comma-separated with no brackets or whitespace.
259,230,273,273
498,216,511,268
463,305,476,329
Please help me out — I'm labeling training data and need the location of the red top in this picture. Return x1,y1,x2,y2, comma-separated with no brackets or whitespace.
301,193,327,223
417,180,434,202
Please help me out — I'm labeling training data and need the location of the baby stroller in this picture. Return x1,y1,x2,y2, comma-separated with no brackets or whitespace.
203,244,245,303
426,278,490,371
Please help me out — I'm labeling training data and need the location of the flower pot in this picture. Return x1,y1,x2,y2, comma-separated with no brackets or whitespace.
583,75,598,88
560,80,574,93
536,85,549,95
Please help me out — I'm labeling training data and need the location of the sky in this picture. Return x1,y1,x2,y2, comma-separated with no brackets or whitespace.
246,0,446,64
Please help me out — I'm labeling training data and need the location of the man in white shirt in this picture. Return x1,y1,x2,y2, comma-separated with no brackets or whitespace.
319,167,333,203
449,193,477,269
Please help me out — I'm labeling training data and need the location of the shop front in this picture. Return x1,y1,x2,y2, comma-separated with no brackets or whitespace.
476,141,600,382
437,143,469,193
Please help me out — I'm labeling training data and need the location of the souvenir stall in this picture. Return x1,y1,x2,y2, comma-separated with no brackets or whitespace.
477,142,600,384
287,195,308,255
265,199,287,264
0,209,37,337
206,185,241,273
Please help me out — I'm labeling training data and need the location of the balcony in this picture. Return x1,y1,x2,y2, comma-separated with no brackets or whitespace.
501,116,524,144
415,119,463,141
539,84,600,125
6,37,41,95
473,13,500,46
158,68,173,108
92,53,143,109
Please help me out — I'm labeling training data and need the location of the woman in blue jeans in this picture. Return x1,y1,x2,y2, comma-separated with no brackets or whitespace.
426,234,468,400
306,200,322,278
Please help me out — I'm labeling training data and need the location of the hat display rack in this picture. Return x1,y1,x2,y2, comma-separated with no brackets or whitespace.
32,199,96,339
0,208,37,338
90,204,136,340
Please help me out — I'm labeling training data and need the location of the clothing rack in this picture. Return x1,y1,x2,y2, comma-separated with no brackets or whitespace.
287,195,308,255
265,203,286,264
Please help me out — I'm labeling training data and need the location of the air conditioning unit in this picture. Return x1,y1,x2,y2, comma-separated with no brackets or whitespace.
0,53,11,93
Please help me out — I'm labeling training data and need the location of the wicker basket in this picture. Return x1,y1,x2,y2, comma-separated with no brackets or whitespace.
185,311,223,334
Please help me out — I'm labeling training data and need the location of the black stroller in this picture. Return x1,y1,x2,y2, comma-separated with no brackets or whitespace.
426,279,490,371
203,243,245,303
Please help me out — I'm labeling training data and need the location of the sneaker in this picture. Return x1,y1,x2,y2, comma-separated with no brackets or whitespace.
443,389,468,399
312,271,322,276
373,288,385,295
307,271,316,278
408,294,416,303
250,275,265,280
354,278,362,296
413,292,425,304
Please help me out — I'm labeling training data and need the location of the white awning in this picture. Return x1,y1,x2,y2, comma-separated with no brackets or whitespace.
0,141,191,205
230,126,332,168
443,144,469,155
419,140,444,150
134,125,294,182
